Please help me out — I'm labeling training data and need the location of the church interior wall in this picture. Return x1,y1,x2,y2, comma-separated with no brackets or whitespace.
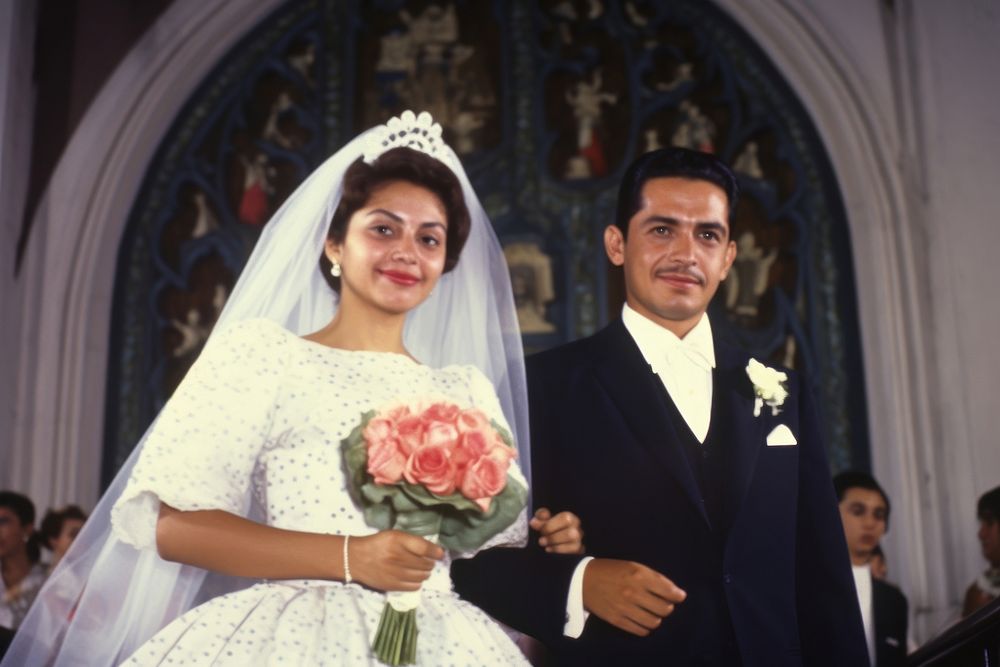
0,0,37,492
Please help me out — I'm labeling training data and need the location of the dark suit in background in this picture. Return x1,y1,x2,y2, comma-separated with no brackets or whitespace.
873,578,908,667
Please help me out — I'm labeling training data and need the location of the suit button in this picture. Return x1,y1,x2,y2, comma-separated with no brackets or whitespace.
723,574,733,584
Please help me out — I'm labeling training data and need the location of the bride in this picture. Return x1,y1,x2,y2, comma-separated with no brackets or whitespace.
4,111,582,666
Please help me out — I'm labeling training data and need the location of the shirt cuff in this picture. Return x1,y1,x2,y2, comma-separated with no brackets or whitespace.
563,556,594,638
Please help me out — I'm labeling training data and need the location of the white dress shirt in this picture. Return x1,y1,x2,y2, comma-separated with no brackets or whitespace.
563,305,717,637
621,303,715,442
852,563,876,666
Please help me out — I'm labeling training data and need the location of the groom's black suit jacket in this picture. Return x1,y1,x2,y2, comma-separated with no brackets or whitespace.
453,319,867,666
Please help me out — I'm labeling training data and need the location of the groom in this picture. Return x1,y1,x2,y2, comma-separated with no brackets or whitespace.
453,147,867,665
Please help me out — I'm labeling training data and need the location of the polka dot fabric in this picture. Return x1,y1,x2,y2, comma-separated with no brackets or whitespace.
112,319,529,666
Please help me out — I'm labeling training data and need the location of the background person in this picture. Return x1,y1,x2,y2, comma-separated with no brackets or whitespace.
834,471,908,667
37,506,87,573
963,485,1000,617
0,492,45,632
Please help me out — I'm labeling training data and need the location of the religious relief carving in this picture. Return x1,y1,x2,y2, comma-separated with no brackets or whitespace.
724,231,778,319
671,100,715,153
643,128,663,152
360,1,501,155
504,242,557,334
539,0,629,181
548,0,605,44
158,254,234,395
237,153,276,227
657,62,694,93
623,1,649,27
733,141,764,179
261,92,298,149
160,187,223,270
286,41,316,88
564,70,618,180
190,191,220,240
782,334,797,370
170,284,228,358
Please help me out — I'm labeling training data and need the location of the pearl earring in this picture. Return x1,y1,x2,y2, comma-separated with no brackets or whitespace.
331,261,342,278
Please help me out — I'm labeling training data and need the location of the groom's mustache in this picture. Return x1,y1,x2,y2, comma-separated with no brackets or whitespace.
655,267,705,286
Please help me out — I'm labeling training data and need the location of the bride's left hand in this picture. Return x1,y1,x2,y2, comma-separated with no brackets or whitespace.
530,507,585,554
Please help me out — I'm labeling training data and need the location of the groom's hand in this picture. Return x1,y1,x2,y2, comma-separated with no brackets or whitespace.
531,507,585,554
582,559,686,637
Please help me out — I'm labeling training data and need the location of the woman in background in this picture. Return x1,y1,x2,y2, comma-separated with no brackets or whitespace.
37,506,87,574
0,492,45,632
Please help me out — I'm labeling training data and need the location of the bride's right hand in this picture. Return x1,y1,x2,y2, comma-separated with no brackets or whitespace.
349,530,445,592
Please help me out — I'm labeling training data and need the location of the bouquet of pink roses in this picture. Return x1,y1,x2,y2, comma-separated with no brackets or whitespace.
341,399,527,665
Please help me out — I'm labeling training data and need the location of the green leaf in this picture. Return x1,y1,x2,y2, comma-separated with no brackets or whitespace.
363,501,393,531
393,509,442,536
438,474,528,551
398,484,482,513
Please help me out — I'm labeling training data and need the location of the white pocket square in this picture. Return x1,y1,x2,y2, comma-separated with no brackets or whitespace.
766,424,797,446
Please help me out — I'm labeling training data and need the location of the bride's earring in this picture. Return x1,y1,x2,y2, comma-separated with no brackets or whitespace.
330,261,342,278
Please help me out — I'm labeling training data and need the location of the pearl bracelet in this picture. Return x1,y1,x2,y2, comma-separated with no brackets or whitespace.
343,535,352,583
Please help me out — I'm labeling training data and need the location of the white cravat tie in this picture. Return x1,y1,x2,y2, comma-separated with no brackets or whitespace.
623,305,715,442
659,338,713,374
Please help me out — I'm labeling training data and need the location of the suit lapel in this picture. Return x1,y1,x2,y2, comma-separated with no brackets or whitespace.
590,320,710,526
713,342,766,525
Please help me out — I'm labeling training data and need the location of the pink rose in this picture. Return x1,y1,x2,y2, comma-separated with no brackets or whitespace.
459,455,509,512
423,402,460,424
363,416,396,444
367,435,406,485
404,443,457,496
424,420,459,451
385,404,412,422
456,408,491,434
453,430,491,468
488,436,518,464
396,415,426,454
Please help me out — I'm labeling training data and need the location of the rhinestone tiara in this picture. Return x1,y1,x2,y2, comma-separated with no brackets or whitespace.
362,110,455,169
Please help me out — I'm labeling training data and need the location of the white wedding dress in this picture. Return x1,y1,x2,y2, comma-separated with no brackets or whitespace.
111,319,529,666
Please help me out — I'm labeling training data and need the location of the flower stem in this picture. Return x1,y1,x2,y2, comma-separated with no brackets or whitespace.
372,603,418,665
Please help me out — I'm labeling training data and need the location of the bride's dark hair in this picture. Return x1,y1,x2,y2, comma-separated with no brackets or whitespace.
319,146,471,292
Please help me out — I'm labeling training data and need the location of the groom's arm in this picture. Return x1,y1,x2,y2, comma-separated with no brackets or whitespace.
793,375,869,666
451,532,584,642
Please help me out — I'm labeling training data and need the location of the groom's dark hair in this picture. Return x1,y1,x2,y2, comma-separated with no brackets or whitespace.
320,146,471,292
833,471,892,532
615,147,739,239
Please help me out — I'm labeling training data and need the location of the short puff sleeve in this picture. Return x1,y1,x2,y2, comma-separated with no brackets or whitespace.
111,319,289,550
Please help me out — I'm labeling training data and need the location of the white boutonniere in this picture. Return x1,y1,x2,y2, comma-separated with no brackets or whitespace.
746,359,789,417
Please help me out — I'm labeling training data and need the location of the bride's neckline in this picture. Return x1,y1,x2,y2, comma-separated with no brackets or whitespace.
290,329,421,365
